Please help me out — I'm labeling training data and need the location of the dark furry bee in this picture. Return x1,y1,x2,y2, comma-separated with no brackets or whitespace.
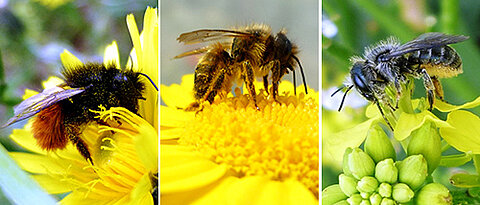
175,24,308,110
334,33,468,129
2,63,156,164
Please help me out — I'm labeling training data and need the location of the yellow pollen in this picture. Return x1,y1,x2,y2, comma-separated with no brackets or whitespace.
179,91,319,196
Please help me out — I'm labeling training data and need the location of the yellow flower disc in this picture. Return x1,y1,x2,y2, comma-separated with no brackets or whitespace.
179,89,319,196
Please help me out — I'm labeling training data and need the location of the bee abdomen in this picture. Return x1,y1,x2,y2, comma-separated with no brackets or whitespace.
409,46,463,78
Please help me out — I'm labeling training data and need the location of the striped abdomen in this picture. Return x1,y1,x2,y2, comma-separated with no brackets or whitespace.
406,45,463,78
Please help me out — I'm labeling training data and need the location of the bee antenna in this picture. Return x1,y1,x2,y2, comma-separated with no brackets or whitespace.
138,73,158,91
337,85,354,112
292,55,308,94
292,68,297,95
331,85,345,97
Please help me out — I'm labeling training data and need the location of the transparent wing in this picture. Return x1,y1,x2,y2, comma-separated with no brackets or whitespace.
383,32,469,59
174,42,232,59
2,86,85,127
177,29,253,45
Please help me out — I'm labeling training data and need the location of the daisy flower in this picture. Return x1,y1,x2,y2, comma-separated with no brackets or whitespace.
160,76,319,204
8,7,158,205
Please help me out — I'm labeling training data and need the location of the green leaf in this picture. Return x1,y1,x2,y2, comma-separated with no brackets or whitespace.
440,153,473,167
0,143,56,204
440,110,480,154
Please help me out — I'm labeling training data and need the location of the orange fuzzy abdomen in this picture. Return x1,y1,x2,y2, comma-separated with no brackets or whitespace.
32,103,68,151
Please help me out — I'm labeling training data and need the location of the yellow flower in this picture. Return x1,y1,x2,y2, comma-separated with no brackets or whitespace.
8,7,158,205
160,75,319,204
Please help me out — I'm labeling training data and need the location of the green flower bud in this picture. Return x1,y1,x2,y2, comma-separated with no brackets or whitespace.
392,183,414,203
348,148,375,180
397,154,428,190
343,147,353,176
407,121,441,174
322,184,348,205
360,191,370,199
339,174,359,196
375,158,398,183
360,200,371,205
357,176,379,193
347,194,363,205
380,198,395,205
369,193,382,205
415,183,452,205
364,124,396,163
332,200,349,205
378,182,392,198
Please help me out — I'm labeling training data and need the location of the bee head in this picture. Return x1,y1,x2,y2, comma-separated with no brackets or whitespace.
350,61,375,101
274,31,293,60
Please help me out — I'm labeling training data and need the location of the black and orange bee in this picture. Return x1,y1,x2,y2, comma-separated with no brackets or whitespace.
175,24,308,110
2,63,156,164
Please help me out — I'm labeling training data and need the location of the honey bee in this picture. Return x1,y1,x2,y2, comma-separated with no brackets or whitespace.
334,32,468,129
2,63,157,164
175,24,308,110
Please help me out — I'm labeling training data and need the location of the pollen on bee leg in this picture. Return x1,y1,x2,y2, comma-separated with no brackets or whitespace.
32,103,68,151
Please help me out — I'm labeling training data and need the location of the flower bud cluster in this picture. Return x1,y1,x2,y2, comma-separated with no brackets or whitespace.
323,125,452,205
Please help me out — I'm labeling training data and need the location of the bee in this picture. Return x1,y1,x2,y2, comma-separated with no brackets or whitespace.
334,32,468,129
175,24,308,110
2,63,157,164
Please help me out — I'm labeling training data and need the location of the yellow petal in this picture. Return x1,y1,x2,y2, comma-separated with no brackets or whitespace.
135,122,158,171
128,173,153,205
394,111,451,141
126,14,142,71
32,175,71,194
160,106,195,128
435,96,480,112
160,145,228,193
42,76,64,89
160,84,195,109
226,176,317,205
440,110,480,153
60,49,83,70
160,127,183,140
103,41,121,69
9,152,66,174
10,123,45,154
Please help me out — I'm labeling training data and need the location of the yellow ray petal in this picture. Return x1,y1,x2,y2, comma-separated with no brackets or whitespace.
103,41,121,69
60,49,83,70
160,145,228,193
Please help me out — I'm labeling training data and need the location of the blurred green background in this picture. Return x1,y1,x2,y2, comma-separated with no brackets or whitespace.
322,0,480,196
161,0,319,91
0,0,156,203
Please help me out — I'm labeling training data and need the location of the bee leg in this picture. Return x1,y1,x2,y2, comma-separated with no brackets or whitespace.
242,61,259,110
420,69,435,110
431,76,445,102
292,68,297,95
393,77,402,109
375,100,394,131
263,75,269,95
65,124,93,165
271,60,282,102
202,67,227,105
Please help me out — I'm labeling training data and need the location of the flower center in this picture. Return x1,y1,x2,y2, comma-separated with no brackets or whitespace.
179,90,319,195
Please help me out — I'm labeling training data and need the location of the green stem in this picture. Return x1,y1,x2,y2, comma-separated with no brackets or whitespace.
473,155,480,175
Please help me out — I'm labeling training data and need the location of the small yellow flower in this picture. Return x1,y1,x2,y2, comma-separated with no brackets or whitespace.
161,75,319,204
8,7,158,205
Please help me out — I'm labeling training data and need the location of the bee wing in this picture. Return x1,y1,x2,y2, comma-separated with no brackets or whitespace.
177,29,254,45
384,32,469,59
174,42,233,59
2,86,85,127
